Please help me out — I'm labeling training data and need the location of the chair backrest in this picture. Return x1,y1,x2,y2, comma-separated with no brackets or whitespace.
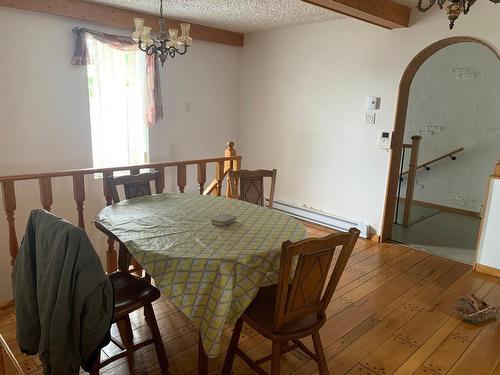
0,335,24,375
107,172,161,203
228,169,277,208
273,228,360,331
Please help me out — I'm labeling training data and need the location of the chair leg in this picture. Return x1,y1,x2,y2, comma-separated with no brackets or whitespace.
117,315,134,344
198,333,209,375
222,319,244,375
312,332,329,375
89,351,101,375
270,342,282,375
144,303,169,372
116,316,134,372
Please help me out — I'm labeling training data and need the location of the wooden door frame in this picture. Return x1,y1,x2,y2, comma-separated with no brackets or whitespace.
381,36,500,242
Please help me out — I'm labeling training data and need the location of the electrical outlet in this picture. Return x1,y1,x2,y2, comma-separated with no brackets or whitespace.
365,112,376,125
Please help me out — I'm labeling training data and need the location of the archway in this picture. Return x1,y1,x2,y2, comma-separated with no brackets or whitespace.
381,37,500,243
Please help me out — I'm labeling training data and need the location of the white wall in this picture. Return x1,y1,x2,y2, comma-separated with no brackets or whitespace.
403,43,500,212
0,7,240,302
237,2,500,235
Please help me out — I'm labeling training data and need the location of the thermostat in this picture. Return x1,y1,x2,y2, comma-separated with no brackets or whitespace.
378,131,392,150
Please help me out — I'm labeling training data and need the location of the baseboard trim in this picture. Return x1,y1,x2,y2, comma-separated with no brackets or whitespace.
474,263,500,277
399,198,480,218
272,200,369,238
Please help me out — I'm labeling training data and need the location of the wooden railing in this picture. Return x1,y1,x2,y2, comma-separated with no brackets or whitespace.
0,142,241,272
401,147,464,176
397,136,465,227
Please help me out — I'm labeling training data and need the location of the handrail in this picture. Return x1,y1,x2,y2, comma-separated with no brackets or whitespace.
402,147,464,176
0,155,241,182
0,141,241,273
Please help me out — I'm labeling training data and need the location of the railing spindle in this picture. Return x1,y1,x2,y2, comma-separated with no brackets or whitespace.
216,161,224,196
103,171,117,272
233,156,240,198
177,165,187,193
155,167,165,193
1,181,19,266
197,163,206,194
39,177,53,211
72,173,86,229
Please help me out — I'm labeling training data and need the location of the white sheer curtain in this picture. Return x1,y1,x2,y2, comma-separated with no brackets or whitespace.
86,36,149,169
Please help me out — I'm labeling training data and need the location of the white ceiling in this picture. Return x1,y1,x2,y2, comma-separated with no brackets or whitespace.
87,0,418,33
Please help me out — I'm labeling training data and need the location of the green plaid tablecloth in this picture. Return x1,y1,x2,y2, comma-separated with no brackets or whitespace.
95,193,306,357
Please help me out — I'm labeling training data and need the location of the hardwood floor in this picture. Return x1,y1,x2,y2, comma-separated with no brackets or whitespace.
1,222,499,375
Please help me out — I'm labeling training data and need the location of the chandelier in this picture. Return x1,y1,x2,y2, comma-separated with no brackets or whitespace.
417,0,498,29
132,0,192,66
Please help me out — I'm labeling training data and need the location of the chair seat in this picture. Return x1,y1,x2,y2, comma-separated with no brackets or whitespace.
242,285,325,341
109,272,161,319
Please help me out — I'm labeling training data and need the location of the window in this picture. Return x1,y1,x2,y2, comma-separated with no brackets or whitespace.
86,37,149,170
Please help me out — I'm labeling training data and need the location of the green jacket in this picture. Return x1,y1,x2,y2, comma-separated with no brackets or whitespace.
14,209,113,374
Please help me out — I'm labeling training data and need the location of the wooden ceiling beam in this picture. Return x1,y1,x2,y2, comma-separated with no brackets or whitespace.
301,0,411,29
0,0,244,47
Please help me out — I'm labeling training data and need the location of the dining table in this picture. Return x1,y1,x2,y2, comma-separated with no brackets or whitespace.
94,192,307,374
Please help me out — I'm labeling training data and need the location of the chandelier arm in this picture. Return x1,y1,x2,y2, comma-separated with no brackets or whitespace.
437,0,447,9
176,46,189,55
146,45,158,56
417,0,437,12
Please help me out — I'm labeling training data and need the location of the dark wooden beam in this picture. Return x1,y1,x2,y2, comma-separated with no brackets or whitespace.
0,0,244,46
301,0,411,29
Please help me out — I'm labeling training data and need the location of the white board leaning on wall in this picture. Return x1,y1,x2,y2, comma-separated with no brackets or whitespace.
476,173,500,272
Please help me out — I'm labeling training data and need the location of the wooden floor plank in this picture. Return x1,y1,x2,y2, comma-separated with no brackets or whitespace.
421,334,470,375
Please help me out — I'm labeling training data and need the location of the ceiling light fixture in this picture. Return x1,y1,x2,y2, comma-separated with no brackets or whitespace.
132,0,192,66
417,0,499,30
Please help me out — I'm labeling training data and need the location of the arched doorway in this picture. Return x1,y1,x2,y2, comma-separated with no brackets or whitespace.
381,37,500,263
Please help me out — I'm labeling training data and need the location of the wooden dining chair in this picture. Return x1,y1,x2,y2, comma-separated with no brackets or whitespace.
106,172,162,277
90,271,169,375
0,335,24,375
106,172,162,204
228,169,277,208
222,228,360,375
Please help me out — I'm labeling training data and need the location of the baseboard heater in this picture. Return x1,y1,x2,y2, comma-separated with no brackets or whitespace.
272,200,369,238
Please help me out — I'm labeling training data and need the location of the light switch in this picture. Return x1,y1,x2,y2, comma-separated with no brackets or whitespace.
365,112,376,125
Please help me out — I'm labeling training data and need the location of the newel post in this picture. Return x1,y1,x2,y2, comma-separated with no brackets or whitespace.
403,135,422,227
1,181,19,267
224,141,239,197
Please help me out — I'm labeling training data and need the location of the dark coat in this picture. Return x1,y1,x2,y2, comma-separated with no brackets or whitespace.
14,209,113,374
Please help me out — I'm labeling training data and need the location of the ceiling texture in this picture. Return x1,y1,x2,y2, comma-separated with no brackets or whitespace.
87,0,417,33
